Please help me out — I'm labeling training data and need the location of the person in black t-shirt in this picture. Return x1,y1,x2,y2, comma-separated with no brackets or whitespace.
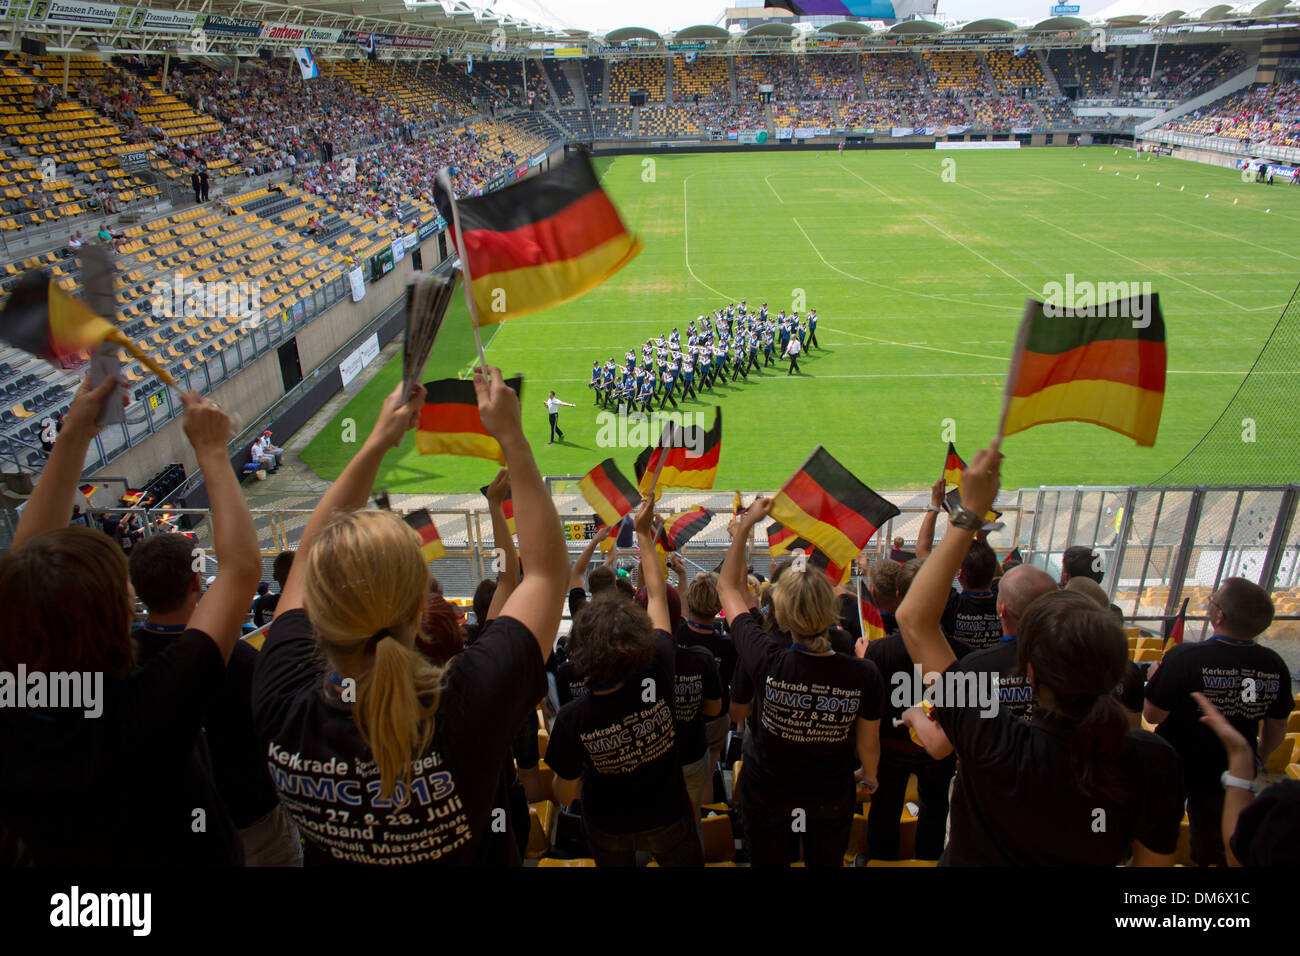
949,563,1060,723
718,498,885,868
1144,577,1293,867
566,524,616,619
251,550,295,628
547,499,704,867
861,556,976,862
129,533,302,865
253,367,571,867
678,571,737,774
897,443,1183,866
0,378,262,865
938,539,1003,650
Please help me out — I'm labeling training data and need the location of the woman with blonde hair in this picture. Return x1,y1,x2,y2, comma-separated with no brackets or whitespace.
253,366,569,866
717,500,884,867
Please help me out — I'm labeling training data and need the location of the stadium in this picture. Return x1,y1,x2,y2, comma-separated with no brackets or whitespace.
1,0,1300,885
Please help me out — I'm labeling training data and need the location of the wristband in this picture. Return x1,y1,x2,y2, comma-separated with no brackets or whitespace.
1221,771,1260,793
950,507,984,531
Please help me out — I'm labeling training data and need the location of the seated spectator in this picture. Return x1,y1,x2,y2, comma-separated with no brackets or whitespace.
0,378,262,864
251,368,568,866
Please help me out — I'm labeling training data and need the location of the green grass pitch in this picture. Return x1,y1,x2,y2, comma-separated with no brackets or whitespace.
301,147,1300,493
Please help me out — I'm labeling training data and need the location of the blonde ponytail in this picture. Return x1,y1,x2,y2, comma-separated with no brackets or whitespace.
304,510,445,804
771,567,836,652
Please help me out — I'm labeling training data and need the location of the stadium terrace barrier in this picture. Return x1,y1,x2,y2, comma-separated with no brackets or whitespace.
35,484,1299,675
1141,129,1300,166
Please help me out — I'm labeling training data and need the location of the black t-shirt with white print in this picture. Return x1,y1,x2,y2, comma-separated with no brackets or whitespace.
952,636,1035,721
672,643,722,764
730,609,885,800
941,588,1003,650
934,659,1185,866
0,629,242,866
865,629,974,742
554,659,590,708
251,609,546,866
545,631,690,835
1145,636,1293,790
675,618,736,711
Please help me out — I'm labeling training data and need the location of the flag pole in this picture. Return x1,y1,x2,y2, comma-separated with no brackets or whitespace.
437,167,488,370
109,331,182,394
996,298,1037,445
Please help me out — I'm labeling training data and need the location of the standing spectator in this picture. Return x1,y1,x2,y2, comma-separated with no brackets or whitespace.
199,168,210,202
897,442,1185,865
0,379,262,864
191,167,202,203
1144,578,1293,866
129,534,302,865
718,498,885,868
548,499,704,867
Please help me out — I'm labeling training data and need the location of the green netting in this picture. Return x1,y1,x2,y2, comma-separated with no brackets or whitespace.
1154,278,1300,485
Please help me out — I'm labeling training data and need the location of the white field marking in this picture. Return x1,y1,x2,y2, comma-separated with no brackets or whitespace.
683,174,744,301
538,368,1258,384
908,162,1000,201
834,160,897,201
789,216,1009,313
1032,216,1284,314
1149,211,1300,264
764,173,785,205
457,323,504,378
1033,170,1300,227
913,214,1042,297
822,324,1007,362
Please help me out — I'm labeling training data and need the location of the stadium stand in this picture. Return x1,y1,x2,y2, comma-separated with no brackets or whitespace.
542,59,575,106
607,57,668,104
580,57,605,105
672,55,729,103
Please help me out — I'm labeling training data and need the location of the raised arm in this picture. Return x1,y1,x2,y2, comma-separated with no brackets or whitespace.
914,477,944,561
718,497,770,622
12,376,118,549
633,498,670,633
278,381,426,617
568,523,612,592
181,392,262,661
479,367,569,658
483,467,518,621
898,444,1001,679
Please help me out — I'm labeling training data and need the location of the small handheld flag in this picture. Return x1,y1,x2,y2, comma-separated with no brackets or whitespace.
404,509,447,563
432,152,643,363
479,483,516,536
769,447,900,587
999,295,1166,447
1161,597,1188,655
858,577,887,642
417,376,522,463
766,519,813,558
633,407,722,495
658,505,712,552
942,442,966,487
579,458,642,528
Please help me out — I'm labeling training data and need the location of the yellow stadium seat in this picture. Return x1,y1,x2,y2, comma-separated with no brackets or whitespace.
702,813,734,863
537,857,595,867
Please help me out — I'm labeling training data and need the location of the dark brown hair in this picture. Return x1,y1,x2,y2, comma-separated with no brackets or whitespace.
1215,577,1274,639
1019,591,1129,802
567,593,656,685
129,533,198,615
0,528,134,678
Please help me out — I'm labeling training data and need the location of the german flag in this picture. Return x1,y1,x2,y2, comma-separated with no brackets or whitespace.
433,153,642,325
769,447,899,587
658,505,712,551
417,376,521,463
858,577,887,642
78,483,97,499
1001,295,1166,447
1161,597,1188,656
733,491,744,516
1001,547,1023,570
943,442,966,487
633,407,722,495
479,484,516,536
404,508,447,563
766,519,813,558
579,458,641,528
943,487,1003,528
0,270,117,362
